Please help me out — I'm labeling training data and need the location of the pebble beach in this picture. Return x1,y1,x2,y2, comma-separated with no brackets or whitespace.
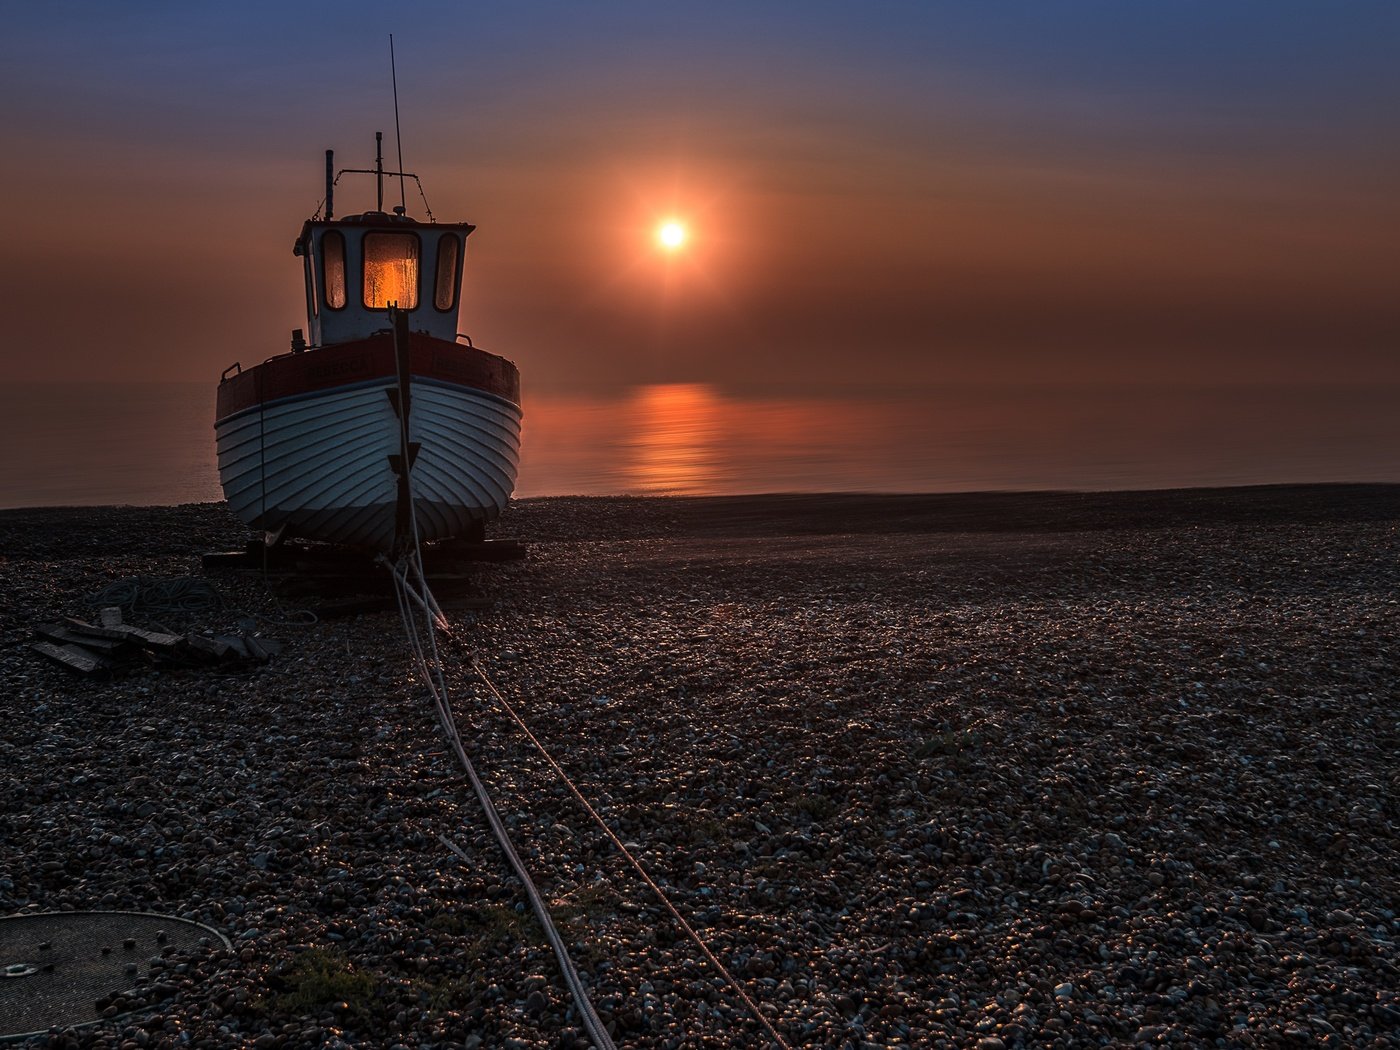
1,486,1397,1049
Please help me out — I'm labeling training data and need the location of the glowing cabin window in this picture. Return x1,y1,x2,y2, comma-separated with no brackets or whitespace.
363,232,420,310
434,235,459,311
322,230,347,310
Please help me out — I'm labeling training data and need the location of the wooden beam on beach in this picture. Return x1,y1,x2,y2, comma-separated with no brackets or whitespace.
34,623,128,654
114,624,185,649
184,632,233,661
31,641,111,676
31,616,282,675
61,617,129,641
64,618,184,651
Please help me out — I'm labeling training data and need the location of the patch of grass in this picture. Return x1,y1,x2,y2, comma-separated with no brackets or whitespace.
273,948,377,1017
689,817,727,843
417,973,481,1014
789,793,837,822
470,903,531,943
424,903,533,968
410,905,536,1015
913,729,988,768
425,911,467,935
551,882,615,929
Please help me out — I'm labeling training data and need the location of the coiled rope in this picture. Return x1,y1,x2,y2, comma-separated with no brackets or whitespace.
87,576,318,628
89,576,224,619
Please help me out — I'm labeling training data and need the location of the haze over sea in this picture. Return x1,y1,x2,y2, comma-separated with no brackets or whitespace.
1,380,1397,510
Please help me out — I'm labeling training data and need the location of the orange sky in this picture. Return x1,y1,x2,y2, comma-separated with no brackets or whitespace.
1,3,1397,391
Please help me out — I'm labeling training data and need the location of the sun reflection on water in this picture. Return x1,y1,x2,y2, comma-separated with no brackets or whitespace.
624,383,724,494
507,382,1400,499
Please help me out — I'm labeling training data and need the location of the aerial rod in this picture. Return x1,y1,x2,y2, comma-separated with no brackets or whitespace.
375,131,384,212
390,34,408,215
325,149,334,220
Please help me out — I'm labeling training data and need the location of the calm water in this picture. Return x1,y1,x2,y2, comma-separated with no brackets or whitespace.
1,381,1397,509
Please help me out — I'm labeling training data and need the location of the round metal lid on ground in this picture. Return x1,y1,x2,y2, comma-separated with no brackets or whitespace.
0,911,231,1043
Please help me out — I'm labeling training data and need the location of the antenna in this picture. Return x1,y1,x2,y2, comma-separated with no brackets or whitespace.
390,34,407,215
375,131,384,212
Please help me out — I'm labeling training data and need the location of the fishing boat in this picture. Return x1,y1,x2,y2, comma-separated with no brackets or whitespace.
215,137,520,552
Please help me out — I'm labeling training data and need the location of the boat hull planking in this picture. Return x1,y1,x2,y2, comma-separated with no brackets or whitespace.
215,340,520,550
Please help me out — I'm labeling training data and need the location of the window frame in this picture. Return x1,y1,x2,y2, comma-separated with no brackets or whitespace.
361,230,422,311
320,229,348,311
433,234,461,312
305,249,319,319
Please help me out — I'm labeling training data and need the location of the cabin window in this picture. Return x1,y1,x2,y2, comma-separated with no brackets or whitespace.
363,232,420,309
305,252,319,318
434,236,460,311
322,230,347,310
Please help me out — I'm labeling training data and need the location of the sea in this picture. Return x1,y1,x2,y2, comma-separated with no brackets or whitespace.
1,380,1397,509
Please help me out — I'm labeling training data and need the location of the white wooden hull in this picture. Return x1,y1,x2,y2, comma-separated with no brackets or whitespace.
216,377,520,550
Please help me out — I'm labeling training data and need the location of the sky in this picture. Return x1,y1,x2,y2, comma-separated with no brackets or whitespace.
1,1,1397,391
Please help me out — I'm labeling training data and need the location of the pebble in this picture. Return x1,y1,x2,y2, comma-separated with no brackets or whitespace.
1,494,1396,1048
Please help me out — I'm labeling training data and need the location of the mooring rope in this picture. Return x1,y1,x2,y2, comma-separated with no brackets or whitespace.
381,310,615,1047
386,550,617,1050
467,656,794,1050
382,299,787,1047
390,555,792,1048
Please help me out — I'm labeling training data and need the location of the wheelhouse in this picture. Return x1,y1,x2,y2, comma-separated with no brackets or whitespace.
293,213,475,346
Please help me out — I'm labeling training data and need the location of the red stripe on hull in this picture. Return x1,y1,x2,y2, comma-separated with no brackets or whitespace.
216,333,519,421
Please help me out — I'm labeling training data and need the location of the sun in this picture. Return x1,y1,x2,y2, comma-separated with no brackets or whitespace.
657,220,687,251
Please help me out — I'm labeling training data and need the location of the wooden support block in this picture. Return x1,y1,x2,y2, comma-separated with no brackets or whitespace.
213,634,250,658
185,633,232,660
110,624,185,649
99,606,123,627
32,641,110,676
65,618,183,650
34,624,127,653
62,617,129,641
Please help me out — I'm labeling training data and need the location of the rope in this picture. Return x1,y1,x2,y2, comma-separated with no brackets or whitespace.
468,658,794,1050
88,576,318,629
411,175,436,223
89,577,223,619
389,551,792,1047
381,313,614,1047
386,552,616,1050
